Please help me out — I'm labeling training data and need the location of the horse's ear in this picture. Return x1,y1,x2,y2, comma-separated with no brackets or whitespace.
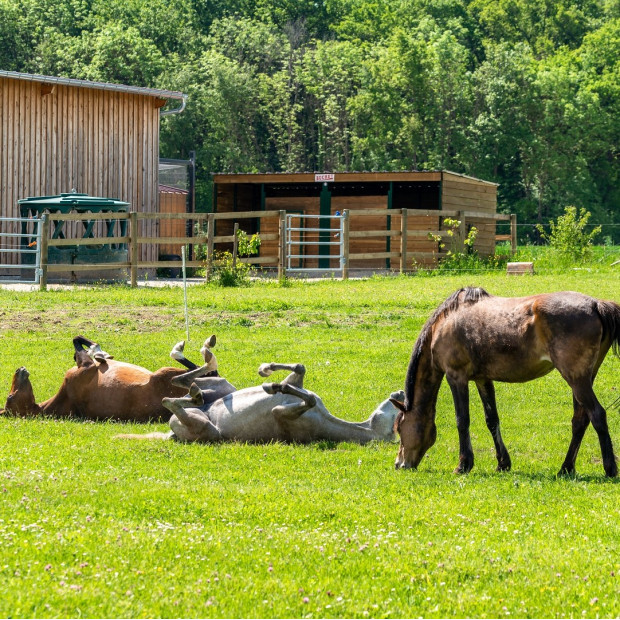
389,398,407,413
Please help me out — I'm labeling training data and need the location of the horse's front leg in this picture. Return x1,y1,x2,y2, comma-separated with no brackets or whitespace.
163,385,222,443
262,382,316,420
258,363,306,388
446,375,474,474
475,380,511,472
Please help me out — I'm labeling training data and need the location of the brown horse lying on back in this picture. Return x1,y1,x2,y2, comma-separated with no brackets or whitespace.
2,335,234,422
392,288,620,477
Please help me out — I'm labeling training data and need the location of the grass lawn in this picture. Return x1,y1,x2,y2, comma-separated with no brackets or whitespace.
0,270,618,618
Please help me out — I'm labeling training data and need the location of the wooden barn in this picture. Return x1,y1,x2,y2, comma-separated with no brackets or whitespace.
212,171,499,270
0,70,186,273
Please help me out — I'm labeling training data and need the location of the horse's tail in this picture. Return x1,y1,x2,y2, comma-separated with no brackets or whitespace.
114,431,173,440
596,299,620,357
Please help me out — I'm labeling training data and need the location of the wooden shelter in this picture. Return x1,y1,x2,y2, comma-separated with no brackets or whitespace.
0,70,186,270
212,171,499,269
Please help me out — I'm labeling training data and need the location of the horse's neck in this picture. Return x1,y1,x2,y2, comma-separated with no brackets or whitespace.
407,340,443,413
39,386,72,417
316,410,389,443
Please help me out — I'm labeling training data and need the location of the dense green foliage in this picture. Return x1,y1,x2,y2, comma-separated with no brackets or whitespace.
2,0,618,238
0,273,618,617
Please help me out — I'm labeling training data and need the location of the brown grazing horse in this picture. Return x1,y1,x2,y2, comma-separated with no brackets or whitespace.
391,287,620,477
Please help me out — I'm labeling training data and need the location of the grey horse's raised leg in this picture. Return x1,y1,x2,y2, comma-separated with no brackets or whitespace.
476,380,511,471
262,381,316,421
171,364,215,389
258,363,306,388
162,384,222,442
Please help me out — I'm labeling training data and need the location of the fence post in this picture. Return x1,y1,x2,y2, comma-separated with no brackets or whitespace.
232,222,239,269
510,213,517,255
456,211,467,252
39,214,49,291
206,213,215,282
400,208,408,273
342,210,350,280
130,212,138,287
278,210,286,280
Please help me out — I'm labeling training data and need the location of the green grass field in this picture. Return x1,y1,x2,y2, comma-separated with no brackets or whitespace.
0,271,618,618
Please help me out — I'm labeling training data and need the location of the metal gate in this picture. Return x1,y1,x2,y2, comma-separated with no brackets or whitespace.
285,213,345,272
0,217,43,284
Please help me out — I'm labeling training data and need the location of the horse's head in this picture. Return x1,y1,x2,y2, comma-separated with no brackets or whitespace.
369,390,405,440
390,397,437,469
2,367,42,417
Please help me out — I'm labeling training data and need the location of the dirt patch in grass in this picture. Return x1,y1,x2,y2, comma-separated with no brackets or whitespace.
0,306,422,333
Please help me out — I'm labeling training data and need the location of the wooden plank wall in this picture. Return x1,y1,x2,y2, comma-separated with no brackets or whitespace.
441,172,498,257
387,212,440,269
0,76,161,266
159,191,187,256
333,195,386,268
265,196,320,267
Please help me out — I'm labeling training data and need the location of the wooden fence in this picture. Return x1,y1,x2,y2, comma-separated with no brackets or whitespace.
36,209,516,290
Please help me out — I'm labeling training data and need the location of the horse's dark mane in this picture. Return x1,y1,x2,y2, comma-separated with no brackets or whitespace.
404,287,491,409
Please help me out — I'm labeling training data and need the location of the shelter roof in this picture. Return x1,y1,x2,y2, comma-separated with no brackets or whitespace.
159,184,189,194
211,170,498,186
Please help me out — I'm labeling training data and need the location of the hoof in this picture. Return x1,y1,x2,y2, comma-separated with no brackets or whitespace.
258,364,274,378
200,335,216,363
170,341,186,360
557,466,575,478
497,458,512,472
189,383,204,405
262,382,281,394
453,460,473,474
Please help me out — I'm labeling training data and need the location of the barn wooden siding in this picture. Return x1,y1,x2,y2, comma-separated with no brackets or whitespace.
441,171,498,257
212,171,498,270
158,186,189,256
0,75,164,264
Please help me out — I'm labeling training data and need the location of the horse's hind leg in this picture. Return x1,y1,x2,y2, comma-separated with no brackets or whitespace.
476,380,511,471
258,363,305,388
72,336,96,368
558,395,590,476
570,378,617,477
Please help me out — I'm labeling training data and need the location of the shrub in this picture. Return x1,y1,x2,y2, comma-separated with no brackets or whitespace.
536,206,601,263
414,217,507,274
212,229,261,287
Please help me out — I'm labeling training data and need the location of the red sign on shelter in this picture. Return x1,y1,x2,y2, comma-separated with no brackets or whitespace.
314,173,335,182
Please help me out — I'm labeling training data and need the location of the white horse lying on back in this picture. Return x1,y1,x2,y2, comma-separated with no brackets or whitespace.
119,363,403,445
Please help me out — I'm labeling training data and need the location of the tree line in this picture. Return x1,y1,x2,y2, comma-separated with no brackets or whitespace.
1,0,618,239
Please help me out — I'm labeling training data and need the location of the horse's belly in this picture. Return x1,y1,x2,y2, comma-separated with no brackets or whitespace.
77,384,170,420
212,413,282,442
477,358,555,383
206,395,285,442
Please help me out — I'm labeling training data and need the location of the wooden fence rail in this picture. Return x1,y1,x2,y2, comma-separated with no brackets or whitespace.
37,209,516,289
